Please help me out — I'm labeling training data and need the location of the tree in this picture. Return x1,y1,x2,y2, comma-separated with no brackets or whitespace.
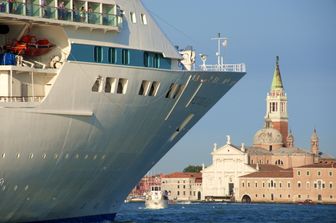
183,165,203,173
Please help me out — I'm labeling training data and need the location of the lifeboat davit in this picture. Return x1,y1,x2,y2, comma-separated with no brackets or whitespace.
10,35,55,57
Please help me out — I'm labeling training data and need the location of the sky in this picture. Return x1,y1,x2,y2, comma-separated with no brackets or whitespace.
141,0,336,173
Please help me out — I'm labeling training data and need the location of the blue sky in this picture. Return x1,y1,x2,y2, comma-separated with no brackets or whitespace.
142,0,336,173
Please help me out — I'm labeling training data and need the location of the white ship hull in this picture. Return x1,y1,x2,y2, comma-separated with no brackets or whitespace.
0,0,246,221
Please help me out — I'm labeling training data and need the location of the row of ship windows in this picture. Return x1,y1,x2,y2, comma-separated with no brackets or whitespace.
93,46,163,68
129,12,147,25
91,76,185,99
1,152,106,161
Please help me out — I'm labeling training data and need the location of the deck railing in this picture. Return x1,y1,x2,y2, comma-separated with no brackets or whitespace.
200,63,246,72
0,96,44,103
0,2,122,28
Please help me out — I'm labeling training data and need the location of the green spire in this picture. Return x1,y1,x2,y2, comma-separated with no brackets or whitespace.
271,56,284,89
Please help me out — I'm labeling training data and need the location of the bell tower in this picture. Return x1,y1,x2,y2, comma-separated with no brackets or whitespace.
265,56,288,146
311,128,319,156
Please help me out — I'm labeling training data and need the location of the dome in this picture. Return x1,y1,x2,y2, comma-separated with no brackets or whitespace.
253,128,283,146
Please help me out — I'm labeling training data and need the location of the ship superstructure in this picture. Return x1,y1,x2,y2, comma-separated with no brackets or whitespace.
0,0,246,222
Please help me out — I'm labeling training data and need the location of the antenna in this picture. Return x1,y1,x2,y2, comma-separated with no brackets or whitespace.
211,33,228,66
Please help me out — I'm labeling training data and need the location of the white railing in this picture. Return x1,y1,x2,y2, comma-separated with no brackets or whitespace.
0,96,44,103
199,63,246,72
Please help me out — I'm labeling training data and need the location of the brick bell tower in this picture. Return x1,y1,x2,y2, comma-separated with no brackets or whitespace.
265,56,288,147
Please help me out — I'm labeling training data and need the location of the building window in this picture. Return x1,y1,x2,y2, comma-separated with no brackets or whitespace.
183,185,185,189
306,182,310,189
255,182,258,187
330,183,333,189
279,182,282,188
263,194,265,198
108,47,117,64
247,182,250,187
242,182,245,187
329,171,333,176
262,182,265,188
130,12,136,23
94,46,103,63
297,171,301,176
298,182,301,188
255,194,258,197
307,171,310,176
288,182,291,188
298,195,301,198
318,171,321,176
183,191,185,195
314,183,317,189
141,13,147,24
288,194,290,198
280,194,282,198
177,185,179,189
177,191,180,196
122,49,130,65
330,195,333,199
322,183,325,189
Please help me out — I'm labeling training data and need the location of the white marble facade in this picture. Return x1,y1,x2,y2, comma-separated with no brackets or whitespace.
201,136,256,200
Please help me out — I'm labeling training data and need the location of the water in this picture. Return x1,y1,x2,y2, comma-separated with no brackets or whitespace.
115,202,336,223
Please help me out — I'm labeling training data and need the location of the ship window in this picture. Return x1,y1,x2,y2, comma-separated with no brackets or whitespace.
94,46,103,63
92,76,103,92
122,49,130,65
153,54,160,68
108,48,117,64
165,83,178,99
138,80,150,96
144,52,149,67
148,81,160,96
117,78,128,94
105,77,116,93
141,13,147,24
130,12,136,23
173,84,185,99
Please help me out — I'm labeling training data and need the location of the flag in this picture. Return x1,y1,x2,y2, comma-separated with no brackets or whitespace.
222,39,228,48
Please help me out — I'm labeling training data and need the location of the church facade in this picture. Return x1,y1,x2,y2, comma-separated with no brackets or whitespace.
202,57,335,203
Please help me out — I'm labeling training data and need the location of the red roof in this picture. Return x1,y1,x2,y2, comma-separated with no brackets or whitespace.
241,165,293,178
162,172,202,179
295,163,336,169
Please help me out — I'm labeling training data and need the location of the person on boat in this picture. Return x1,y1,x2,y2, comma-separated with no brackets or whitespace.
88,6,94,23
58,1,65,20
80,6,86,22
8,0,15,13
41,0,47,18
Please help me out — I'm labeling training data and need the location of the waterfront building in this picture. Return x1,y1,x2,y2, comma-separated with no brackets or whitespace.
129,175,162,197
239,163,336,204
201,137,256,200
202,56,335,203
161,172,202,201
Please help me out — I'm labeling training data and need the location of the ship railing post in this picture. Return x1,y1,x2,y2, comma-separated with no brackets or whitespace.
31,71,35,101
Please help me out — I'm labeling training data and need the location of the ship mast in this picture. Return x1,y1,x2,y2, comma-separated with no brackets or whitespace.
211,33,228,67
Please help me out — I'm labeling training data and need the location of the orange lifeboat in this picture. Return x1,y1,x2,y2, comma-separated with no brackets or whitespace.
9,35,55,57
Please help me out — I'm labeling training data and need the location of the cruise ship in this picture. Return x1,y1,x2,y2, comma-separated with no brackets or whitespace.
0,0,246,222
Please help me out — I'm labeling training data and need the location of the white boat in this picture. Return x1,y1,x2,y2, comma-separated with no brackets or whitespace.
0,0,246,222
145,186,168,209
